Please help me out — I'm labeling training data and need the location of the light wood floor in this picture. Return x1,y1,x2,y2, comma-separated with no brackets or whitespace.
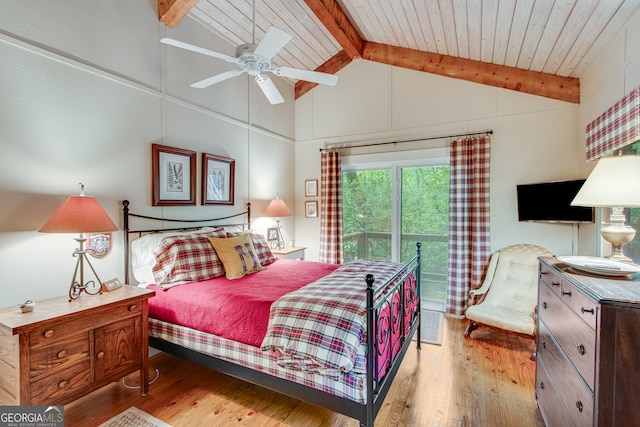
65,318,545,426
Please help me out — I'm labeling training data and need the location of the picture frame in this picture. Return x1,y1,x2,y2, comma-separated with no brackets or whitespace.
305,200,318,218
305,179,318,197
267,227,279,243
202,153,235,205
87,233,112,258
152,144,196,206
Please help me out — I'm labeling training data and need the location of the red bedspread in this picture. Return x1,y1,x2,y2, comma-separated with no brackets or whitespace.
146,259,340,347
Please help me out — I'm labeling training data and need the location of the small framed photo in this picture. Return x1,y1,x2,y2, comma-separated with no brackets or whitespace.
267,227,280,246
305,200,318,218
202,153,235,205
305,179,318,197
152,144,196,206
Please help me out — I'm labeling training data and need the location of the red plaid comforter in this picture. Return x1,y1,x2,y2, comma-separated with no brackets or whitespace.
260,259,406,376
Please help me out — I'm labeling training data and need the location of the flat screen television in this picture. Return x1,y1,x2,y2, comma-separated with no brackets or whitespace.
517,179,594,223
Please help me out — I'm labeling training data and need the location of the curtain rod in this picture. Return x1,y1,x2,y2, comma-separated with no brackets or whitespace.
319,129,493,152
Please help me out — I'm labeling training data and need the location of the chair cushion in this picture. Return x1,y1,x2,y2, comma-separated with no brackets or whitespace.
465,304,535,335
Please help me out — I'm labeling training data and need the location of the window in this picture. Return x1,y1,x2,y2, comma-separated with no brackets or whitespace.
620,142,640,263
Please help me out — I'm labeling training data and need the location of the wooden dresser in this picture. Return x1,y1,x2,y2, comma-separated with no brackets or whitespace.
0,286,154,406
536,257,640,426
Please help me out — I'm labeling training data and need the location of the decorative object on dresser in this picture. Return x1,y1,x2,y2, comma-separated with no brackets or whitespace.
201,153,235,205
464,244,553,339
536,256,640,426
571,155,640,261
263,194,292,249
0,286,154,406
39,183,119,301
151,144,196,206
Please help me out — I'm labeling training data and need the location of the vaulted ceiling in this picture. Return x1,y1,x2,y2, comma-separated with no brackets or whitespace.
158,0,640,104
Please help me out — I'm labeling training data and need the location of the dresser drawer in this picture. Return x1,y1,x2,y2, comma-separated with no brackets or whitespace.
29,301,143,347
538,319,593,427
539,262,563,297
30,359,92,405
560,280,598,331
536,356,575,427
29,332,90,379
538,283,596,390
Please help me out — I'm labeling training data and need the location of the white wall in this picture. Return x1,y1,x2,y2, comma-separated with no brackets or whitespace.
0,1,296,305
575,8,640,257
295,59,583,261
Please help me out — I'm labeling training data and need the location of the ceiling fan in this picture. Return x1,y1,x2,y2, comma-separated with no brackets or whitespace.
160,3,338,105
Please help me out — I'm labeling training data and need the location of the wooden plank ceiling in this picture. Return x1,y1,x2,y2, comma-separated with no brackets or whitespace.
159,0,640,104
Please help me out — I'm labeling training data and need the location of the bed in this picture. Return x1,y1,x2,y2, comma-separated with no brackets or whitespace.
122,200,422,427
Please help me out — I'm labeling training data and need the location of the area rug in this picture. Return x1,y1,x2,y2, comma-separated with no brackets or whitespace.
98,407,172,427
419,309,444,345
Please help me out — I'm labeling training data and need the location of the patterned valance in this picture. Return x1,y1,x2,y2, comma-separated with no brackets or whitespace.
586,87,640,161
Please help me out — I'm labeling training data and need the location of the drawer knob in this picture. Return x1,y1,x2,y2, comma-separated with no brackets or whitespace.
541,341,546,349
44,329,54,338
562,290,572,297
551,281,560,287
577,344,586,355
96,351,105,359
57,350,67,359
129,304,137,311
58,380,68,389
542,302,548,310
581,307,595,315
576,401,583,412
539,381,545,390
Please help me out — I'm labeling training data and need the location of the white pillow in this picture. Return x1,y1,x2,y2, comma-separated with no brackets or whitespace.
130,227,219,285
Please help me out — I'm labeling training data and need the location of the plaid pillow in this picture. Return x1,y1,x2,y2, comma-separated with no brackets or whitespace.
152,229,227,288
226,232,276,266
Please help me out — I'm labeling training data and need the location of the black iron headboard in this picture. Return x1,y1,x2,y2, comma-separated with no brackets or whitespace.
121,200,251,284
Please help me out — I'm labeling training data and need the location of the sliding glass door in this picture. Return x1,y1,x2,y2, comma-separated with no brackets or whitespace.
342,153,449,303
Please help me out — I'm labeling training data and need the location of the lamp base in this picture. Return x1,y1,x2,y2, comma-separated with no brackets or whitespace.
68,237,104,301
600,223,636,263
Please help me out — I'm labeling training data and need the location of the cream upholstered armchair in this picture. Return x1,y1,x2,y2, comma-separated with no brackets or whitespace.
464,243,553,339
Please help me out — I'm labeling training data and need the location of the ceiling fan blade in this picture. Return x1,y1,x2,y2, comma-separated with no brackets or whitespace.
254,26,292,61
255,75,284,104
271,66,338,86
191,69,245,88
161,38,236,64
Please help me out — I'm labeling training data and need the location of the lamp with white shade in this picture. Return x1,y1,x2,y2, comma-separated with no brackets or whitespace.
263,194,292,249
39,183,119,300
571,155,640,261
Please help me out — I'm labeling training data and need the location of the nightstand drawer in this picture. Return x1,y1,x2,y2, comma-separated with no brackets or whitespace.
30,332,90,378
29,301,143,347
30,359,91,405
539,282,596,390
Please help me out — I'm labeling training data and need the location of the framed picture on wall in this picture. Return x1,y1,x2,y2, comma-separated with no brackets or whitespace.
152,143,196,206
202,153,235,205
305,200,318,218
305,179,318,197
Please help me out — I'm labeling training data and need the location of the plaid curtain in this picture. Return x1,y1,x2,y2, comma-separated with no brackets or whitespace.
446,136,491,317
586,87,640,161
319,151,344,264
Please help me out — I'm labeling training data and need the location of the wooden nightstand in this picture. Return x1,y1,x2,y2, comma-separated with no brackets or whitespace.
272,246,307,260
0,285,154,406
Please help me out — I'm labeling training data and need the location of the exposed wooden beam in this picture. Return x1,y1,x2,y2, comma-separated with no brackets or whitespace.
295,50,353,99
304,0,363,59
363,42,580,104
158,0,198,29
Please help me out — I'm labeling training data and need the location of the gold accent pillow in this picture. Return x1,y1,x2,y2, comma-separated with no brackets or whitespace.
208,234,266,279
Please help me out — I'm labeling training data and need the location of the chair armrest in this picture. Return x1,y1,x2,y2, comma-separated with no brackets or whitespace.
469,251,500,300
